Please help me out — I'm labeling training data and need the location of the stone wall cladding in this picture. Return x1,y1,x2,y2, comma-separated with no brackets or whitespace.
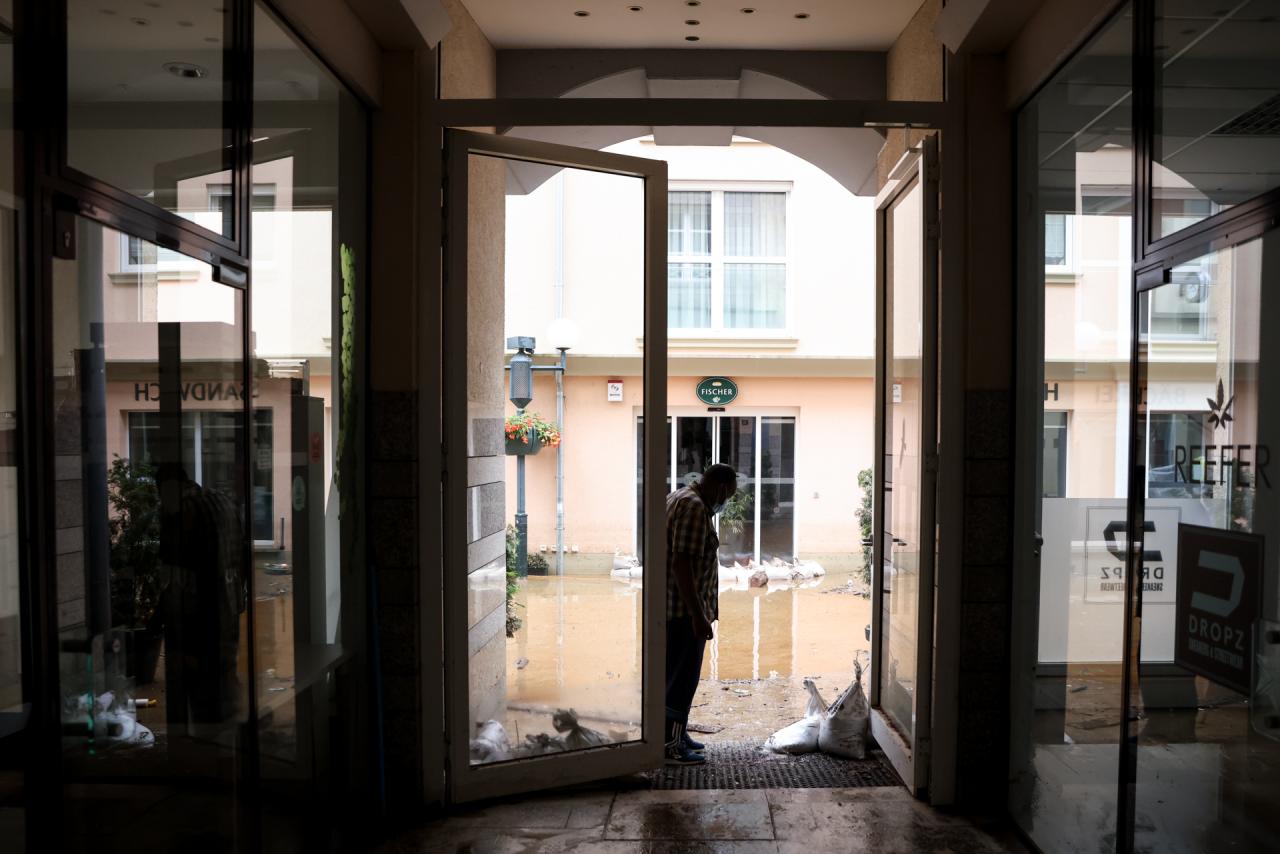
957,389,1014,806
370,388,423,811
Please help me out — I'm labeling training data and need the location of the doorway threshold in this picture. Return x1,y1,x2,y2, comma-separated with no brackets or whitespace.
644,740,900,790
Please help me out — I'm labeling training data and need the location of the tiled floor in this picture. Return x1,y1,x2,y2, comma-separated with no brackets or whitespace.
378,785,1028,853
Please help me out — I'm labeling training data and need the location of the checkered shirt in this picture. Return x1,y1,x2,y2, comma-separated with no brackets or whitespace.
665,485,719,622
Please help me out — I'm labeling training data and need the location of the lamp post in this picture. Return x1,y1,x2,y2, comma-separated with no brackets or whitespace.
506,321,576,576
506,337,535,578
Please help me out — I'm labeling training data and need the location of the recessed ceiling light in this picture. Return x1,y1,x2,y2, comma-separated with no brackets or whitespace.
686,19,700,25
685,35,700,41
130,16,150,25
687,1,701,6
574,10,589,16
163,61,207,79
99,8,117,15
628,5,643,10
795,12,810,19
741,7,756,13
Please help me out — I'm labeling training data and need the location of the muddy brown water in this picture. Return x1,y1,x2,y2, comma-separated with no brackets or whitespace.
498,565,872,749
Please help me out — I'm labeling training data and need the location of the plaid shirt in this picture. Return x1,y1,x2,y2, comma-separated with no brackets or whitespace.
666,486,719,622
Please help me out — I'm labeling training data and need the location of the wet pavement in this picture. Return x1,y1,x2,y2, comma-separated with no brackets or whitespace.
376,784,1027,853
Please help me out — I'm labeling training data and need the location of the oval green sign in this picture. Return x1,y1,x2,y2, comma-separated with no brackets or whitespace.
696,376,738,406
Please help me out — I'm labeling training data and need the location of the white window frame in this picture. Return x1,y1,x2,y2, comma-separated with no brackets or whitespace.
667,181,793,337
117,233,204,275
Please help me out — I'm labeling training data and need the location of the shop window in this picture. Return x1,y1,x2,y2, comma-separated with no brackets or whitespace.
128,409,274,543
667,188,788,331
1147,412,1211,498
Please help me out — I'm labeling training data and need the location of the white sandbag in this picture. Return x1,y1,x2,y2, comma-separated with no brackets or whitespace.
552,708,609,750
469,719,512,763
764,679,827,755
818,657,870,759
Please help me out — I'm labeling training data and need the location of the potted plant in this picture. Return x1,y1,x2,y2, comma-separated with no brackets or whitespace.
504,411,561,456
107,456,164,684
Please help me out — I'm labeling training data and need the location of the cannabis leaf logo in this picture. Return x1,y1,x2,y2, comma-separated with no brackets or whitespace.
1207,379,1234,431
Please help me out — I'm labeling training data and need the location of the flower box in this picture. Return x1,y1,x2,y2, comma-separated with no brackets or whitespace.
506,433,543,456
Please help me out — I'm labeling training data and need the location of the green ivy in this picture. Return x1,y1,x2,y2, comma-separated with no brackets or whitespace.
855,468,873,586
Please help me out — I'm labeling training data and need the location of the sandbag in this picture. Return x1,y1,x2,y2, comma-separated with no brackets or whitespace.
818,657,870,759
764,679,827,755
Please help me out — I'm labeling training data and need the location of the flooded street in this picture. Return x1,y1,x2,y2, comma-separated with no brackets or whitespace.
500,563,871,748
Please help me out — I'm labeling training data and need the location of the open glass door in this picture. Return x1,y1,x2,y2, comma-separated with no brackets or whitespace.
871,138,939,795
442,131,667,802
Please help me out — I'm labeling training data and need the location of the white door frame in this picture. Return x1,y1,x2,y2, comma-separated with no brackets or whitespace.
870,137,940,798
441,130,668,803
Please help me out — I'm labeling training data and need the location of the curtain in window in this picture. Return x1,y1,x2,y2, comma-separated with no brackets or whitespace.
668,262,711,327
725,263,785,328
725,192,785,256
1044,213,1067,265
668,192,711,255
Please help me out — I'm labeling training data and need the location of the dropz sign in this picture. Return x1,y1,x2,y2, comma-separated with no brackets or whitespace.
1175,524,1263,694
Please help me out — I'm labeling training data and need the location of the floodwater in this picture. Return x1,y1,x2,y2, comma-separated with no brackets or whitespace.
494,562,872,751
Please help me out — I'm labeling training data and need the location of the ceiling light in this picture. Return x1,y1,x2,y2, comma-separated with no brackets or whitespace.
164,61,207,79
99,8,117,15
628,5,643,10
687,1,701,5
686,19,700,25
685,35,699,41
574,10,589,16
795,12,810,19
741,7,756,13
130,16,150,25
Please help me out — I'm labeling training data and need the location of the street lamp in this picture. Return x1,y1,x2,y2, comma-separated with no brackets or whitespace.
506,322,576,575
507,336,535,577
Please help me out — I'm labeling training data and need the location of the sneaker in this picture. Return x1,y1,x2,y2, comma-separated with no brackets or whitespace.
665,741,706,766
681,731,706,752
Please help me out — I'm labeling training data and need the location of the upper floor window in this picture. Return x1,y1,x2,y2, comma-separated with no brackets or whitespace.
668,189,788,331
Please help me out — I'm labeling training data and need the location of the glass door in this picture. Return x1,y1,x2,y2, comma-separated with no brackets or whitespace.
441,130,667,802
50,215,251,850
1123,229,1280,850
871,138,939,794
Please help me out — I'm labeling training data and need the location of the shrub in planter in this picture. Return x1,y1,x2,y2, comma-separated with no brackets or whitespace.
107,456,164,683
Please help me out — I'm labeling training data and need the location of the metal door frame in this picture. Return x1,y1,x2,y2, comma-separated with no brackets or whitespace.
441,129,667,803
870,137,940,797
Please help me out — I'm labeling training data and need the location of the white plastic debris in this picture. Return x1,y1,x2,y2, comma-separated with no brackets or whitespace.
469,719,512,763
764,679,827,755
818,656,871,760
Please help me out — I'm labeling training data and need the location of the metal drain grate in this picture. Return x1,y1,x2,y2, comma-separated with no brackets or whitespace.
645,740,901,790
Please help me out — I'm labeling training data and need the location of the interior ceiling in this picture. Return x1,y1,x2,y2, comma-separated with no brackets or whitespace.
465,0,924,50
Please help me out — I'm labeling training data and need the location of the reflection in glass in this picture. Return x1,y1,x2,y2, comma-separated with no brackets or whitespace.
0,8,20,829
759,416,795,562
52,218,245,848
1153,0,1280,239
1134,235,1280,850
1011,7,1133,851
717,417,756,565
471,156,646,764
67,0,233,236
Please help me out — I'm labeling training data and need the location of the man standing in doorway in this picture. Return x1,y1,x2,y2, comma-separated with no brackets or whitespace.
665,463,737,765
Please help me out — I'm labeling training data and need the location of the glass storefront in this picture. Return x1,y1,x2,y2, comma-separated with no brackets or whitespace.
4,1,370,848
1014,2,1280,850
